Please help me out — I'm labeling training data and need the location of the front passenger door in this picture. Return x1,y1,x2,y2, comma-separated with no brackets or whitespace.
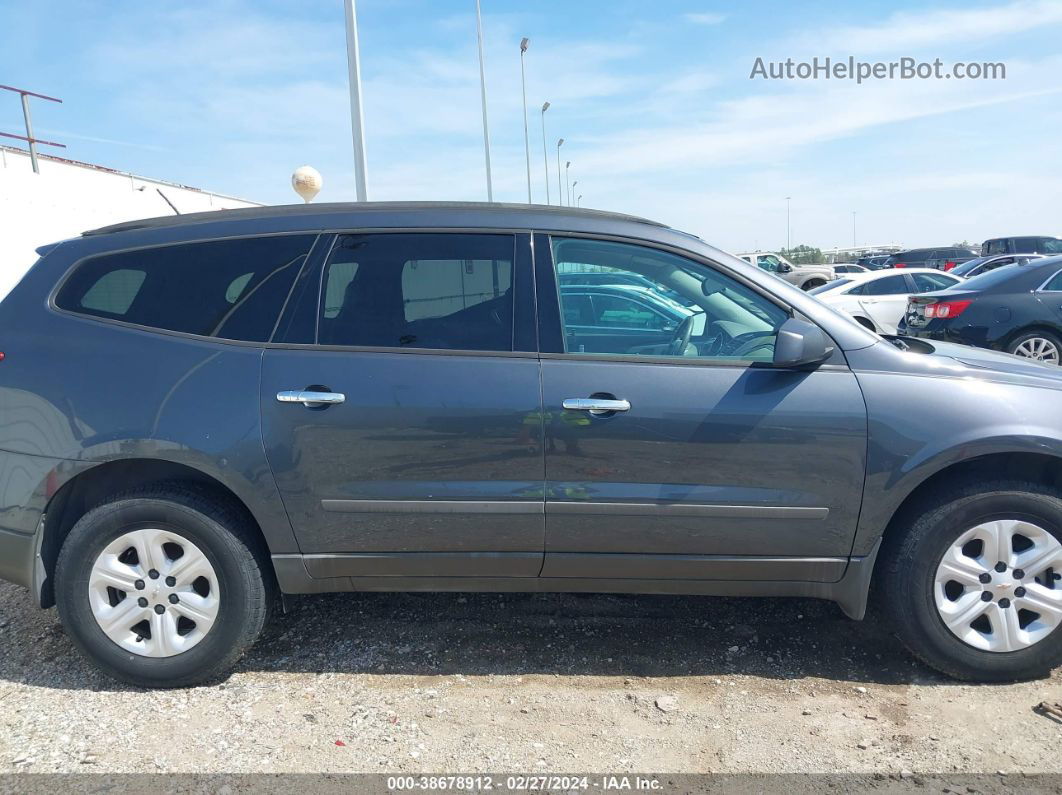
535,236,868,582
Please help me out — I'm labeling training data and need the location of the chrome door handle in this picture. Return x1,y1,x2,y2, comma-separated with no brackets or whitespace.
277,390,346,407
562,398,631,415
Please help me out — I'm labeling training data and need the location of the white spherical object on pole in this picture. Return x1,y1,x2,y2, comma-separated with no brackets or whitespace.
291,166,323,203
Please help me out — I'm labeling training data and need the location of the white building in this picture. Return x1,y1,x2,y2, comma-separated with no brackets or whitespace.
0,145,260,297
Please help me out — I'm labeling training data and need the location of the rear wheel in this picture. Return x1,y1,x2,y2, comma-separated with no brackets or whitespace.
55,486,272,688
802,279,827,290
1007,330,1061,365
881,480,1062,681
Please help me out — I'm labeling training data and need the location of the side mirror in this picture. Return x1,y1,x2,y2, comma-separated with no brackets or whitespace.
778,262,794,274
772,317,834,368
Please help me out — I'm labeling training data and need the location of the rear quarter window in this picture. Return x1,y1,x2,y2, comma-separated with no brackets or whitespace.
55,234,316,342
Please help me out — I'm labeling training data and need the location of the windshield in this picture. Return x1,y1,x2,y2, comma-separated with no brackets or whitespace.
809,278,851,295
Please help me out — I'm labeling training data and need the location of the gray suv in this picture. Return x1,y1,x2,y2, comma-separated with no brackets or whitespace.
1,203,1060,687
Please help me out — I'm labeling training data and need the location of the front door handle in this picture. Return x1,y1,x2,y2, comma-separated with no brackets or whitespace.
277,390,346,407
562,397,631,415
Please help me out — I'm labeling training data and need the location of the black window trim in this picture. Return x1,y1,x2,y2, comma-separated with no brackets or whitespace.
48,231,324,347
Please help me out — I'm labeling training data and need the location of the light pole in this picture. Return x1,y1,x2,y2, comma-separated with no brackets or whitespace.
565,161,571,206
343,0,369,200
852,211,857,247
474,0,493,202
785,196,791,252
556,138,564,206
571,180,578,207
540,102,551,204
577,194,582,207
519,38,532,204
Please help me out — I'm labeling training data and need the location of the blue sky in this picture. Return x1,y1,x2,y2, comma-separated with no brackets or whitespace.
2,0,1061,251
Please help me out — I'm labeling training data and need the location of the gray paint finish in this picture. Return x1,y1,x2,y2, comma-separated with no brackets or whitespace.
1,202,1061,620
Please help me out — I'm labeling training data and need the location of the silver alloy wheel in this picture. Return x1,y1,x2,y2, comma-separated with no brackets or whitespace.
1013,336,1060,364
88,528,220,657
934,519,1062,652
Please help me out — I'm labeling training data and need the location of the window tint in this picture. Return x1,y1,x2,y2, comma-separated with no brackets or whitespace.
79,268,146,314
859,275,909,296
552,237,788,362
912,273,958,292
985,239,1007,255
318,233,515,351
56,235,315,341
1040,238,1062,254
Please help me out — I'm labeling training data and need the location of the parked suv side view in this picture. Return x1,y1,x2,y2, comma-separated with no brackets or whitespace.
982,236,1062,256
884,247,978,271
1,203,1061,687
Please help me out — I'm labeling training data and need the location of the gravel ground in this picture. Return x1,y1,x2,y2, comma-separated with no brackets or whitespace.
0,581,1059,775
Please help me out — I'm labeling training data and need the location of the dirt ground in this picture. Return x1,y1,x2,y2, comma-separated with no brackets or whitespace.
0,581,1059,776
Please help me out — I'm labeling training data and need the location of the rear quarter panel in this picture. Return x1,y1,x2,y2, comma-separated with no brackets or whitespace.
0,240,299,554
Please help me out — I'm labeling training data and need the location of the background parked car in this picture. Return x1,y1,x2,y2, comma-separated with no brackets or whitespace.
558,283,704,352
809,268,961,334
883,247,978,271
856,254,892,270
902,255,1062,363
982,235,1062,256
735,251,834,290
832,263,868,274
950,253,1044,279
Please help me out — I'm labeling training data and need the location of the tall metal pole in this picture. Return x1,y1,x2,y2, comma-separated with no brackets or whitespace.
344,0,369,201
556,139,564,206
571,180,578,207
852,211,857,247
785,196,791,252
474,0,493,202
565,162,570,206
519,38,532,204
577,194,582,207
540,103,551,204
19,93,39,174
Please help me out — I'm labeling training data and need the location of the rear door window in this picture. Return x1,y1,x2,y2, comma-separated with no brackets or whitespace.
858,275,910,296
55,235,316,341
317,233,515,351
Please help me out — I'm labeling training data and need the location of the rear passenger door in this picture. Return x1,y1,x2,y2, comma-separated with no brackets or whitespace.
851,273,912,333
260,232,545,579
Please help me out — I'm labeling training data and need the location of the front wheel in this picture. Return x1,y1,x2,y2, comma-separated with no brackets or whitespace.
881,480,1062,681
55,487,272,688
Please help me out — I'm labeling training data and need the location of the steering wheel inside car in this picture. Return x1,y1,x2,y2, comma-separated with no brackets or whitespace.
667,315,695,356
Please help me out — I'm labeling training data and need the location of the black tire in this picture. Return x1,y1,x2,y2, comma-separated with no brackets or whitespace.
880,479,1062,681
802,279,826,290
55,485,273,688
1005,329,1062,365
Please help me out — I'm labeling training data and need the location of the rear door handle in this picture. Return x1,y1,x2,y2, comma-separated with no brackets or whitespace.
562,398,631,415
277,390,346,407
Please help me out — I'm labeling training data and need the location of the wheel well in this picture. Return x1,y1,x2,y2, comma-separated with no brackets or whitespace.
38,459,270,608
879,452,1062,557
802,279,826,290
1002,324,1062,352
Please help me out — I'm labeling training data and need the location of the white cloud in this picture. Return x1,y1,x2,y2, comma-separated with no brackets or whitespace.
803,0,1062,55
684,12,727,26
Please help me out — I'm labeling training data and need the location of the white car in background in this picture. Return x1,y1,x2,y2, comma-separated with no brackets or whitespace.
809,268,962,334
